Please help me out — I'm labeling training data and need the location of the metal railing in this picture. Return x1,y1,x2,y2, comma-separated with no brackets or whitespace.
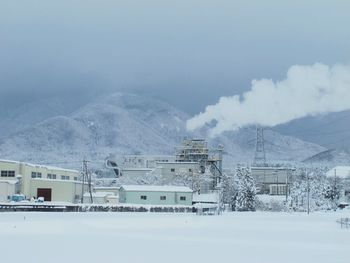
337,218,350,229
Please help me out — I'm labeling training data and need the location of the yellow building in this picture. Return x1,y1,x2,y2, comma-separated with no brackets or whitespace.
0,159,84,203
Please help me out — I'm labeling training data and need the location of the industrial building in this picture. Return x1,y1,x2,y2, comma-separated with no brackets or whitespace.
119,155,175,168
326,166,350,204
0,159,84,203
106,138,224,194
251,166,294,195
119,185,193,206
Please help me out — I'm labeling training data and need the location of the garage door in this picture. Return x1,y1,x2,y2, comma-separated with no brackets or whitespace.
37,188,52,201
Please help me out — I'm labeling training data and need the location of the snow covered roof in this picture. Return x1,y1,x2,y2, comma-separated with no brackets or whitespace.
0,179,18,185
257,194,286,203
120,185,193,193
122,168,154,171
157,162,198,164
0,159,79,173
83,192,115,198
326,166,350,179
251,166,294,171
94,186,120,190
192,193,219,203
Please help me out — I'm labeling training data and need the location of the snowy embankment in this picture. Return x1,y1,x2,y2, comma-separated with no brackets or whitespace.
0,211,349,263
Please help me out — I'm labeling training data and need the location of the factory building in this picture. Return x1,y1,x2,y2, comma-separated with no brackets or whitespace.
119,185,193,206
119,155,175,168
251,166,294,195
0,159,84,203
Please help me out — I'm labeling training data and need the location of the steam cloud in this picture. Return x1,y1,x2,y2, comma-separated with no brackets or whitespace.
187,63,350,137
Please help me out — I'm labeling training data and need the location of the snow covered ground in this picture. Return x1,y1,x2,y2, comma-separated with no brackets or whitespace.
0,211,349,263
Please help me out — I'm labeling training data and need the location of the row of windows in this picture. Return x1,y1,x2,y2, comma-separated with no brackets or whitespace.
0,170,77,181
140,195,187,201
47,173,57,179
32,172,78,181
270,184,287,195
1,170,15,177
170,168,193,172
31,172,42,178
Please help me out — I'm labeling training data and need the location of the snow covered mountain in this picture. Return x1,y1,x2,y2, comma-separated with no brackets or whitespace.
303,149,350,166
0,92,326,169
273,110,350,151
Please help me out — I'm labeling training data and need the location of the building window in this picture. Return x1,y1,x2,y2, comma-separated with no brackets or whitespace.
170,168,175,172
47,174,57,179
189,169,192,172
180,196,186,201
269,184,286,195
74,177,78,181
160,196,166,200
61,175,70,180
1,170,15,177
140,195,147,200
31,172,42,178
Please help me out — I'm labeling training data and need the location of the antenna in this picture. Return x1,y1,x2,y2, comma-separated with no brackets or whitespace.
253,125,266,166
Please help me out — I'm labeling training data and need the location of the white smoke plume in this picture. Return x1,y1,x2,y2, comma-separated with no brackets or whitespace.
187,63,350,137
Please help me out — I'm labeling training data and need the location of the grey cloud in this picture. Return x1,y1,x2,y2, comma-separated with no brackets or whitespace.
0,0,350,113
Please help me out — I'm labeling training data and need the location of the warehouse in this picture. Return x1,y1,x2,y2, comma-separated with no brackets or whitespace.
0,159,84,203
251,166,294,195
119,185,193,206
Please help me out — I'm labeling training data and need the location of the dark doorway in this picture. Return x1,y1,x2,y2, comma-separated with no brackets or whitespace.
37,188,52,201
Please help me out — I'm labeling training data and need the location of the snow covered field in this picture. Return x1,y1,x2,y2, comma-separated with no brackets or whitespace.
0,211,349,263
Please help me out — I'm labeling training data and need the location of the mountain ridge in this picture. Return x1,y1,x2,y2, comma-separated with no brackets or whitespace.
0,92,326,169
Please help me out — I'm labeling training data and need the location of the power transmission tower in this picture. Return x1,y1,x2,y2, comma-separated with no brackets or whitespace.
81,159,93,204
253,125,266,166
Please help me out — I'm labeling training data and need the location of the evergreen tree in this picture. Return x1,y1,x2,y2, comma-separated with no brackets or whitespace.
234,166,256,211
221,172,235,207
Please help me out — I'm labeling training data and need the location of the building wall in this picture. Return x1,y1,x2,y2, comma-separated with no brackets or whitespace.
251,167,292,195
121,169,153,178
0,160,81,203
119,189,192,206
94,187,119,196
156,162,200,180
30,179,82,203
119,155,175,168
0,181,16,202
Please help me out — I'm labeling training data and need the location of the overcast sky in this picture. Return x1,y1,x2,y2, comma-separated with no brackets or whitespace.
1,0,349,113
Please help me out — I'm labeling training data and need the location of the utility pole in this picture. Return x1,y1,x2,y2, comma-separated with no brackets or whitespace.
81,159,93,204
334,168,338,210
307,173,310,215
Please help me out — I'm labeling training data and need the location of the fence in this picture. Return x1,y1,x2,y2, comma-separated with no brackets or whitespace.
337,218,350,229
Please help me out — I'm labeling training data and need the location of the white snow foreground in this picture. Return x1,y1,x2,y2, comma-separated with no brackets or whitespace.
0,212,349,263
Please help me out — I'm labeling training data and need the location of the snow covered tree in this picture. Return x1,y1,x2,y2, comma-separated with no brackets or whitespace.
234,166,256,211
288,167,336,212
221,172,235,207
323,174,341,210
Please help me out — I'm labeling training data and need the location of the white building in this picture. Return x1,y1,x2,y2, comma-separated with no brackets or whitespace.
119,185,193,206
119,155,175,168
0,159,85,203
